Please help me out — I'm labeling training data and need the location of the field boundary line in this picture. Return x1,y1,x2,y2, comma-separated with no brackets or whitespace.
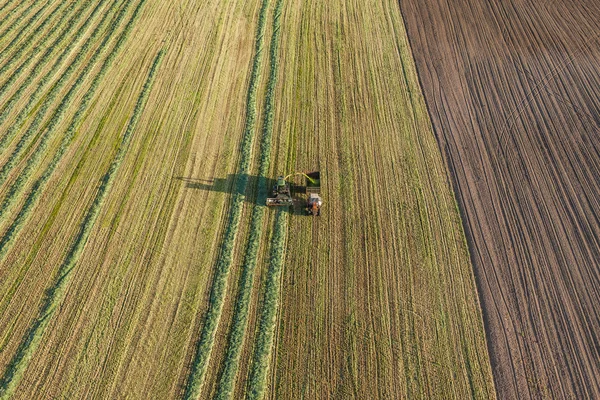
181,0,272,398
0,48,164,399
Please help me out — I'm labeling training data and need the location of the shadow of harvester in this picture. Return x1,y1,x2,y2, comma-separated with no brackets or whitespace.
174,174,309,214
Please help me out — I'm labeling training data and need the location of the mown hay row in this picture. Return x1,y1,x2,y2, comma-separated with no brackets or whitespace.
181,1,272,399
214,1,283,398
0,0,148,260
0,0,55,66
0,0,115,144
0,47,163,400
0,0,134,214
246,208,288,400
0,0,41,47
0,0,87,101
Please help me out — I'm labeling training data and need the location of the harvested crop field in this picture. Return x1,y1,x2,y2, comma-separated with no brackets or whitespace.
400,0,600,398
0,0,495,398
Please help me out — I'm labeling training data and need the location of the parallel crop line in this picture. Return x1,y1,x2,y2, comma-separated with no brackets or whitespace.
0,0,115,147
0,47,163,400
0,0,83,101
214,0,283,398
0,0,147,261
0,0,133,221
246,208,288,400
0,0,17,18
181,0,271,398
0,0,39,44
0,0,53,66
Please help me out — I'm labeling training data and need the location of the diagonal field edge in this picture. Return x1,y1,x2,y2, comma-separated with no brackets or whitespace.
0,47,164,400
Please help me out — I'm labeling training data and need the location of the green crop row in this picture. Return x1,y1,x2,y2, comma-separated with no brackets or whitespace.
0,47,163,400
0,0,38,45
0,0,85,102
246,208,288,400
0,0,18,19
214,0,284,398
0,0,114,145
0,0,53,66
0,0,132,221
181,1,272,399
0,0,147,260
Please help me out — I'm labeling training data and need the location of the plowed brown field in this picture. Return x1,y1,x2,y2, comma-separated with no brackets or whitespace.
400,0,600,398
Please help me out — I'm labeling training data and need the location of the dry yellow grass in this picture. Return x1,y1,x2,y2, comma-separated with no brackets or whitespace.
0,0,494,398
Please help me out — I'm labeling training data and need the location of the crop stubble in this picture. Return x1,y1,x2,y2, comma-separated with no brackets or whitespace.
0,0,497,398
400,0,600,398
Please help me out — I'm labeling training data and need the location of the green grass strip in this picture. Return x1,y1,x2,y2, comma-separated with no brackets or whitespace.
0,0,39,44
0,1,129,154
181,1,271,399
246,208,288,400
0,0,86,101
214,0,283,398
0,0,18,17
0,0,134,218
0,47,163,400
0,0,53,65
0,0,148,260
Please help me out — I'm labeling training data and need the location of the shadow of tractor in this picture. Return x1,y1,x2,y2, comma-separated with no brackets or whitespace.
174,174,309,215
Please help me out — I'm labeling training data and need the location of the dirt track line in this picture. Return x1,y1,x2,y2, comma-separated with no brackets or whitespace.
181,1,271,398
0,47,163,400
213,1,283,398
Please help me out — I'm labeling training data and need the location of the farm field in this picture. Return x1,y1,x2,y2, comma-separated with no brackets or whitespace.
400,0,600,398
0,0,494,398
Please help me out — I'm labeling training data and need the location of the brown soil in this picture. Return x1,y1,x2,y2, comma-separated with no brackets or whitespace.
399,0,600,398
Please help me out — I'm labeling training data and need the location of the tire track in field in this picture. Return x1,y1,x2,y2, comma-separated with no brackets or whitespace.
181,0,272,398
0,0,133,232
214,1,283,398
0,48,164,400
0,0,114,139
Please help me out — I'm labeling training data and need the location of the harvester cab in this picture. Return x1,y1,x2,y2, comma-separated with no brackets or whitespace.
266,176,293,206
